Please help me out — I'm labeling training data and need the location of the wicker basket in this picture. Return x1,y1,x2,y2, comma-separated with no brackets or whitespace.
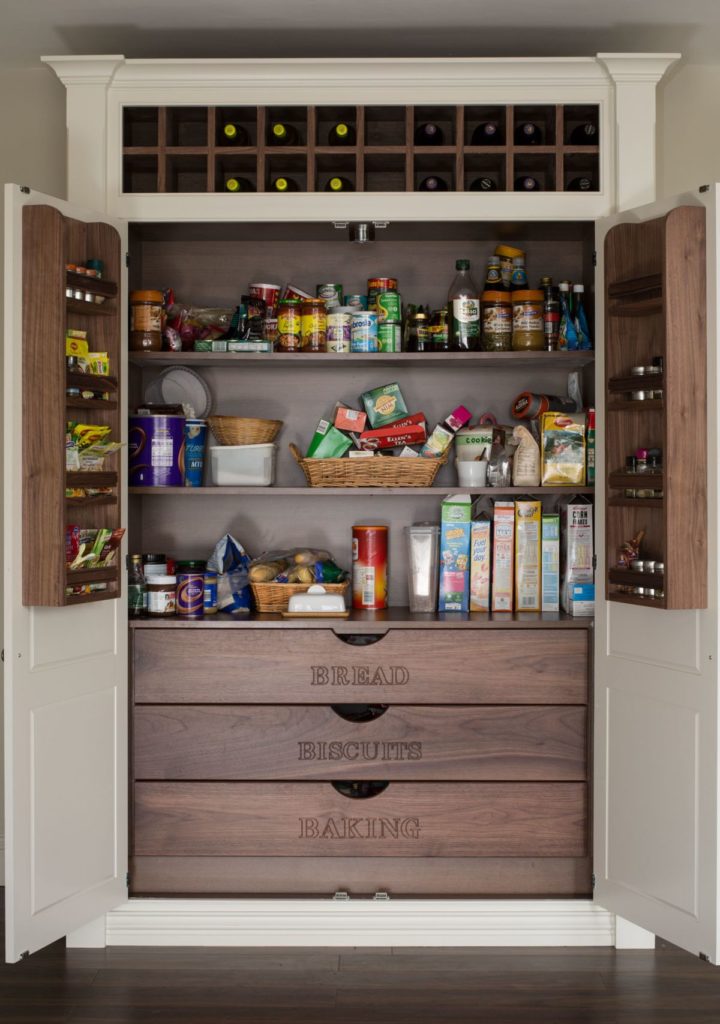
290,443,448,488
209,415,283,445
251,579,349,613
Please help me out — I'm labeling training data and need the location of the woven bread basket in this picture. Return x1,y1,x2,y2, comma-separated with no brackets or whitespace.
290,443,447,488
251,580,349,613
209,415,283,445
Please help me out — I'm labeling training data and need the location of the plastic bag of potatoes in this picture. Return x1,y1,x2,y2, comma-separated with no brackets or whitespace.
248,548,348,585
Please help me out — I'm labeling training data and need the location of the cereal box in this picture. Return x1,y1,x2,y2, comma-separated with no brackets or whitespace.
470,514,492,611
491,501,515,612
515,500,542,612
438,494,472,612
541,513,560,613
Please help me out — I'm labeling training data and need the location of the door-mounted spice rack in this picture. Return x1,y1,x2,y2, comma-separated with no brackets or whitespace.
122,103,600,194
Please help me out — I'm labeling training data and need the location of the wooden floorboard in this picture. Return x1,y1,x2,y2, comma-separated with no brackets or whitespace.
2,891,720,1022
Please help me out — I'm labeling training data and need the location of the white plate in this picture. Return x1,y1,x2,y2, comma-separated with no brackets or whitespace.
144,366,213,419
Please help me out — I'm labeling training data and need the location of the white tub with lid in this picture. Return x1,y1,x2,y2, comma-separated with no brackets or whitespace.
209,443,277,486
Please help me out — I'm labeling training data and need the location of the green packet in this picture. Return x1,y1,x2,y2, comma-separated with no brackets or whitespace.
306,419,353,459
360,381,409,428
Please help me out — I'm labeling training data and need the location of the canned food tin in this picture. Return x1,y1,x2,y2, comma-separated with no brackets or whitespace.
301,298,327,352
376,291,402,323
344,294,368,310
367,277,398,307
326,306,353,353
203,571,218,615
377,322,402,353
317,283,343,306
350,311,379,352
352,525,388,610
281,283,313,302
176,572,205,618
277,299,303,351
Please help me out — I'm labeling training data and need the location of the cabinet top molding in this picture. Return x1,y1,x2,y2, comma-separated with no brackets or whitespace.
42,53,680,90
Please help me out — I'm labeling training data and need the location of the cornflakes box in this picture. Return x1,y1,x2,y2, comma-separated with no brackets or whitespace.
491,501,515,612
470,515,492,611
515,500,542,612
438,494,472,612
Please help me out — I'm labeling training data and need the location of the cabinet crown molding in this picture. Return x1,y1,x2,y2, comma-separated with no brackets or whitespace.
596,53,681,82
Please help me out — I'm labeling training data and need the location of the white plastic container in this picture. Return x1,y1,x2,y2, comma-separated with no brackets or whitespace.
209,443,276,486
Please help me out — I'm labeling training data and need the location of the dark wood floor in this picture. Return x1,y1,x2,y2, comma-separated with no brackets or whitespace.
2,892,720,1023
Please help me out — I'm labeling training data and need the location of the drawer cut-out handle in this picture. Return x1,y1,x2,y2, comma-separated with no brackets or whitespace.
331,703,389,723
334,633,388,647
332,780,389,799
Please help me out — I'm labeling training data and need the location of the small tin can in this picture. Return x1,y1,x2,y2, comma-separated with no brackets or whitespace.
344,294,368,310
326,306,353,353
176,572,205,618
351,311,379,352
300,297,327,352
367,277,398,307
262,317,278,344
376,291,402,323
655,561,665,575
630,365,646,376
317,283,343,307
277,299,303,351
644,560,656,573
630,560,645,573
203,571,218,615
631,390,648,401
352,525,389,610
377,322,402,353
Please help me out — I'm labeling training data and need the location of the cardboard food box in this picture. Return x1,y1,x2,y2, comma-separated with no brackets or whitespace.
560,497,594,615
470,514,492,611
357,413,427,451
360,381,410,429
438,494,472,612
515,500,542,612
306,419,353,459
541,513,561,613
491,501,515,612
334,405,367,433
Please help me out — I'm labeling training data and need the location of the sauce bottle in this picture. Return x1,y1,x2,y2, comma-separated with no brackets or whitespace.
448,259,480,351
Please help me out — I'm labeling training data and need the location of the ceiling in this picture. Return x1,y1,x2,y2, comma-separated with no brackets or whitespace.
2,0,719,69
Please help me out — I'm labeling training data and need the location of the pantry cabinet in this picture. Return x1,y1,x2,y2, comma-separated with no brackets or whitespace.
4,53,720,965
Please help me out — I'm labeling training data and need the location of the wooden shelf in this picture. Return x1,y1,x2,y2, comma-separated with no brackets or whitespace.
608,497,663,509
607,591,666,609
66,495,116,508
608,472,663,489
66,270,118,299
67,471,118,487
608,371,664,393
607,399,663,412
66,397,119,410
129,485,596,497
66,298,116,317
65,588,119,606
129,351,596,369
608,567,664,587
607,273,662,300
66,566,119,585
67,371,118,392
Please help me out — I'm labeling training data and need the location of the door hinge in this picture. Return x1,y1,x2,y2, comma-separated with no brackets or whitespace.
373,891,390,901
19,185,30,194
592,250,597,267
20,950,30,960
125,252,129,267
591,872,596,889
332,891,350,901
700,951,711,962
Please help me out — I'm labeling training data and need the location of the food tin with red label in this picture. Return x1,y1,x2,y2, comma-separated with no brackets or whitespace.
352,525,389,610
367,277,398,308
176,572,205,618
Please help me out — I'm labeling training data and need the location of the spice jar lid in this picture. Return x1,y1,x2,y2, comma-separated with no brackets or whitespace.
131,290,164,302
148,575,176,585
495,244,525,259
482,291,511,302
511,290,543,301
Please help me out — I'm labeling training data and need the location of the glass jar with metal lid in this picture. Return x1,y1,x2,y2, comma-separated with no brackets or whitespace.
511,290,545,350
481,291,513,351
130,290,164,352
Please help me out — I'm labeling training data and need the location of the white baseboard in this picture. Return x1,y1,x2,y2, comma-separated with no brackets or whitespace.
106,898,615,948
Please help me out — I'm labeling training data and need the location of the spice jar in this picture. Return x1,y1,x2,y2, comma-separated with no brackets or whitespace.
481,291,513,351
510,256,528,289
130,290,164,352
511,290,544,350
277,299,303,351
494,244,525,290
485,256,502,288
146,575,177,616
300,297,327,353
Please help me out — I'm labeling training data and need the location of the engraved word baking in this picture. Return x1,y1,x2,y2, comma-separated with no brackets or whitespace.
311,665,410,686
298,741,422,761
298,816,422,839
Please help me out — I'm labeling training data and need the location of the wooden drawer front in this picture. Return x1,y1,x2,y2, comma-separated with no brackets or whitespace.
134,705,587,782
134,782,587,858
133,629,588,704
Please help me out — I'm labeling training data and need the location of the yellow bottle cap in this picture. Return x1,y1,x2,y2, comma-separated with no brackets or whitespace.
495,244,525,259
336,123,348,137
224,124,237,139
226,178,239,192
329,177,343,191
273,123,287,138
275,177,288,191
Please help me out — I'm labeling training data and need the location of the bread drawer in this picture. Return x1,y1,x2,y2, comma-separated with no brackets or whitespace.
134,781,587,858
133,704,587,781
133,628,588,704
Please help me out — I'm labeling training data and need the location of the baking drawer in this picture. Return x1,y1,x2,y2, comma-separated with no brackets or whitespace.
133,704,587,781
133,628,588,704
134,781,587,858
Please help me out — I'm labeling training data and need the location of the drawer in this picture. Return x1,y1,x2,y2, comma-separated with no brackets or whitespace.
133,704,587,781
133,628,588,704
134,781,587,858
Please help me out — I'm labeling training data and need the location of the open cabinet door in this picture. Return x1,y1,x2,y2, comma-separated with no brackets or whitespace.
594,185,719,960
3,185,128,962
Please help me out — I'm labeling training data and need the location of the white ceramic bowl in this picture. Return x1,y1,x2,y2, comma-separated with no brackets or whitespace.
457,460,488,488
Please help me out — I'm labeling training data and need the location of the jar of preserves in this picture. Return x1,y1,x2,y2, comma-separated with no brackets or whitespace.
481,291,512,351
277,299,303,351
300,297,327,352
130,290,164,352
512,290,544,350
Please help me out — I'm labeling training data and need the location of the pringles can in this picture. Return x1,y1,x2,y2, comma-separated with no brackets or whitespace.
352,525,389,610
176,572,205,618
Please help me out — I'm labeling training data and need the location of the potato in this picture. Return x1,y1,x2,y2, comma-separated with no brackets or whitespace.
249,562,283,582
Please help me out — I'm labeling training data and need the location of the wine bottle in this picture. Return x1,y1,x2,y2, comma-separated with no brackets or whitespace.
418,176,448,191
224,176,254,193
514,121,542,145
328,122,356,146
414,122,444,146
514,175,540,191
569,122,598,145
269,122,299,146
325,176,354,192
471,121,502,145
270,176,300,192
222,122,250,146
566,176,594,192
469,176,497,191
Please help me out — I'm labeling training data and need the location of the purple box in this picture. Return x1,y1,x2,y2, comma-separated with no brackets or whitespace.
129,415,185,487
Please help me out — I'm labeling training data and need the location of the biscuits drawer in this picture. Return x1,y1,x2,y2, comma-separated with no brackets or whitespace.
133,781,588,858
133,628,588,704
134,704,587,781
